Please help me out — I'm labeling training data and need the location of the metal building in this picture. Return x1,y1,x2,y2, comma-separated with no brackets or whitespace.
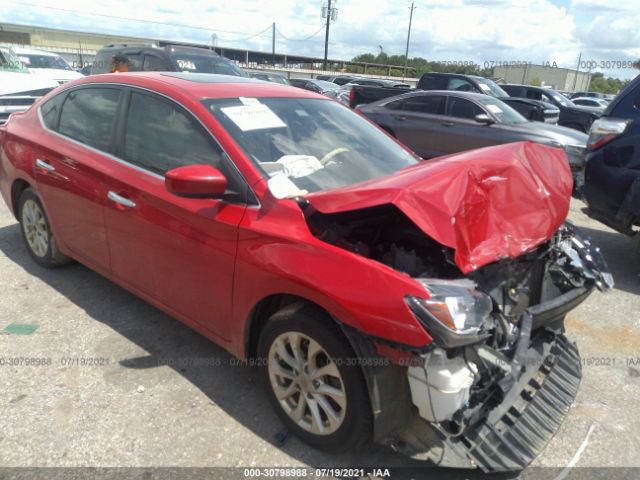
494,64,592,92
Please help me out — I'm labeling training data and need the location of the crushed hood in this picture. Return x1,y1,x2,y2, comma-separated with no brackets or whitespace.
307,142,572,274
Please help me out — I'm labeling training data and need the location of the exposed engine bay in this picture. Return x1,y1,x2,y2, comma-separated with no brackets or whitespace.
307,204,613,471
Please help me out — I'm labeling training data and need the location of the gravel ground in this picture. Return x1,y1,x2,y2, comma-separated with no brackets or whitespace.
0,198,638,479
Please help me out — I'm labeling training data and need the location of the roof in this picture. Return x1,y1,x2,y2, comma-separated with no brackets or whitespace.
382,89,497,102
11,47,59,56
63,72,324,100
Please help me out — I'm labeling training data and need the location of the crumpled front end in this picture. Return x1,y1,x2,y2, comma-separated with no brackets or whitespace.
386,223,612,472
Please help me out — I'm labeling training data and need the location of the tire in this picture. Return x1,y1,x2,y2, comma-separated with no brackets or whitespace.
258,304,372,453
18,188,70,268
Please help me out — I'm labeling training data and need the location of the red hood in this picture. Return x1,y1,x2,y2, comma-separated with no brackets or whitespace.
307,142,572,274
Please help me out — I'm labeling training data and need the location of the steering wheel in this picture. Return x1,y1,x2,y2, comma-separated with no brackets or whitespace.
320,147,351,165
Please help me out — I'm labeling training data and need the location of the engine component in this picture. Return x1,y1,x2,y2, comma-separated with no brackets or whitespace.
407,349,475,422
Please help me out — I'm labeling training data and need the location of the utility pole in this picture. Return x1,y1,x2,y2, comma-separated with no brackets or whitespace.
403,2,416,80
572,51,582,92
272,22,276,66
323,0,332,70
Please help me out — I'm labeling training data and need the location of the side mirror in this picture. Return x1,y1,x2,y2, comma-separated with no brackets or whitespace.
474,113,494,125
165,164,227,198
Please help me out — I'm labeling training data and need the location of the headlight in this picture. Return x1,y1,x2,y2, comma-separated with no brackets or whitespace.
407,279,493,348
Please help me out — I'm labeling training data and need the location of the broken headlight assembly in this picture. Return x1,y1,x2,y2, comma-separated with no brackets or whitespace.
406,279,494,348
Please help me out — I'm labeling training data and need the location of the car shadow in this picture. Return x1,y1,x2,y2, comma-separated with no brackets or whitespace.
0,221,519,479
579,226,640,296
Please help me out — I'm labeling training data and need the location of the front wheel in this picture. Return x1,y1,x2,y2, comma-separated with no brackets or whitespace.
258,305,372,452
18,188,70,268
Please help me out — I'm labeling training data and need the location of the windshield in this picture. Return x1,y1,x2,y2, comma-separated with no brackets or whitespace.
18,53,71,70
170,52,248,77
475,78,509,98
0,48,28,73
477,97,528,124
546,89,575,107
204,97,419,194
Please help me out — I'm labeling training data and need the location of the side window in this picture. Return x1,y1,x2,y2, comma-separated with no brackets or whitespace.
419,75,448,90
143,54,167,71
385,99,404,110
525,89,542,101
124,92,223,175
400,96,445,114
41,93,65,130
123,52,142,71
447,97,483,119
58,88,120,152
447,78,477,92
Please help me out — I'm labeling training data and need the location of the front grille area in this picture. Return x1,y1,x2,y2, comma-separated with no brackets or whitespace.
460,334,581,472
0,97,37,107
543,112,560,124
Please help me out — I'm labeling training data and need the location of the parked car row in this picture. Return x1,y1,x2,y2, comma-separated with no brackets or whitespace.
582,74,640,240
358,90,587,173
0,46,59,125
0,71,613,473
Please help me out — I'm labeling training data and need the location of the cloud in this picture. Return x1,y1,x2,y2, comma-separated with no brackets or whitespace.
0,0,638,79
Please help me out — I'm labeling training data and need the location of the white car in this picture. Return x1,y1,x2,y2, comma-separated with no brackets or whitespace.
0,46,59,124
12,47,84,85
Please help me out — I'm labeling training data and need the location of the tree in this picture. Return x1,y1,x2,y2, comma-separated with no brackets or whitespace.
530,77,542,86
350,51,495,78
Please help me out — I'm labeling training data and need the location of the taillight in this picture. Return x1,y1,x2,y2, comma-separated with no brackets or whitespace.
348,88,355,105
587,117,631,150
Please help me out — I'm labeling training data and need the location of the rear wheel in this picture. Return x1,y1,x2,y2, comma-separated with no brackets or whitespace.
18,188,70,268
258,304,372,452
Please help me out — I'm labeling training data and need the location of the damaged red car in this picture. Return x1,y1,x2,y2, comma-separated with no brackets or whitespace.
0,73,613,472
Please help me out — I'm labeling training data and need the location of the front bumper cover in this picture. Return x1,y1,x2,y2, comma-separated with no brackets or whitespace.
461,332,581,471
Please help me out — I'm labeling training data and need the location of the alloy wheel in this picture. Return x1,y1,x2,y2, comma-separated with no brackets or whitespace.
267,331,347,435
21,199,49,258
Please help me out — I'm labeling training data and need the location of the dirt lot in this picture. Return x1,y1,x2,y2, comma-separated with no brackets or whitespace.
0,198,639,479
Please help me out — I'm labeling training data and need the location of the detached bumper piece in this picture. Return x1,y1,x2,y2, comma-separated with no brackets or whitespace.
460,334,581,472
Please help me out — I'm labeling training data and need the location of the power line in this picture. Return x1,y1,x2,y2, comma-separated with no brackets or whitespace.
275,25,325,42
4,1,273,40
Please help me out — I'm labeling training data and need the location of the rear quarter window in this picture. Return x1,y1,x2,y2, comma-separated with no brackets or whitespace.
40,93,66,130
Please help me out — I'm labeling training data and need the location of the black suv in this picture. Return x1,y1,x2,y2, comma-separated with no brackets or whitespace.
91,44,247,77
502,84,600,133
417,73,560,124
582,74,640,238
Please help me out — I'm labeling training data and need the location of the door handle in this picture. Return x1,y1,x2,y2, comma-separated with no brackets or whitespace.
441,121,455,127
35,159,55,172
108,191,136,209
394,115,407,121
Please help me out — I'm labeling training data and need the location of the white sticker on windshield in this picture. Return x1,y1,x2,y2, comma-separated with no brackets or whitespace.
239,97,260,106
221,104,286,131
486,104,503,114
276,155,323,178
479,84,491,91
267,174,308,199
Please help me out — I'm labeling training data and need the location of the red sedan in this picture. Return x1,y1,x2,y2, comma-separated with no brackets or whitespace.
0,72,612,471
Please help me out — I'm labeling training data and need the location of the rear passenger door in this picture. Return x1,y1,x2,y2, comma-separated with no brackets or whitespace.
102,88,248,340
389,95,448,158
35,86,123,271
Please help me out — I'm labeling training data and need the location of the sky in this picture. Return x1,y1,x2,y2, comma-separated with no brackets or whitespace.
2,0,640,79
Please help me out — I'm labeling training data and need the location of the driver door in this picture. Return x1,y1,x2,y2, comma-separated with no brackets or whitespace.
102,88,248,340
